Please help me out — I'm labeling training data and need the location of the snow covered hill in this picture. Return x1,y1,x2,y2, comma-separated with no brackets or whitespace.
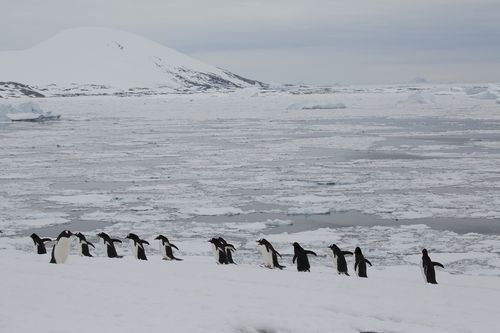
0,27,265,97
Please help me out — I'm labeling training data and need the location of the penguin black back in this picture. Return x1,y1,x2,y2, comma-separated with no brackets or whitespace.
75,232,95,257
422,249,444,284
257,238,285,269
218,237,236,264
354,247,372,278
30,233,51,254
292,242,317,272
50,230,73,264
97,232,122,258
155,235,182,261
209,238,228,264
126,233,149,260
328,244,353,275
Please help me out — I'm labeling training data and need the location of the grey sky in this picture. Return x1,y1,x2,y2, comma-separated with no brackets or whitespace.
1,0,499,84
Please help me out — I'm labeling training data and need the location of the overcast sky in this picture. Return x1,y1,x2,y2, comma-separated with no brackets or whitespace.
1,0,499,85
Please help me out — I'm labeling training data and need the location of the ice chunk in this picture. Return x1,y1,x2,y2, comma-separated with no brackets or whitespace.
399,91,435,104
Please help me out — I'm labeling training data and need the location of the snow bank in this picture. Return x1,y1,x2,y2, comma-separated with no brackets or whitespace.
288,101,346,110
471,90,498,100
399,91,435,104
287,206,330,215
183,206,245,216
0,250,498,333
0,101,60,122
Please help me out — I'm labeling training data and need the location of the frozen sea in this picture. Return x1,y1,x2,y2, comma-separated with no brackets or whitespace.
1,84,500,276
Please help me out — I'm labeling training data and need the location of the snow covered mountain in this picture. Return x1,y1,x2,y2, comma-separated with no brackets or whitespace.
0,27,265,97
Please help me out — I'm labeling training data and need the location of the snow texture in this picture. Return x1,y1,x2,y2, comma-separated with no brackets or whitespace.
0,27,264,97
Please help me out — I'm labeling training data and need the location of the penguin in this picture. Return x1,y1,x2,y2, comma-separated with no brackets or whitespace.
30,233,52,254
125,233,149,260
328,244,353,275
208,238,228,264
97,232,123,258
155,235,182,261
74,232,95,257
50,230,74,264
292,242,317,272
257,238,285,269
218,237,236,264
354,247,372,278
421,249,445,284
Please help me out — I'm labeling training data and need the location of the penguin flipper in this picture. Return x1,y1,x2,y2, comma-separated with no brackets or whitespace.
112,238,122,243
433,262,444,269
306,250,317,256
41,238,52,243
50,247,56,264
292,254,297,264
141,240,150,246
87,241,95,248
365,259,372,266
171,243,179,251
342,251,353,256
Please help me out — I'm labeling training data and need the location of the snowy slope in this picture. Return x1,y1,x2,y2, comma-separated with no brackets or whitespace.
0,27,264,96
0,250,499,333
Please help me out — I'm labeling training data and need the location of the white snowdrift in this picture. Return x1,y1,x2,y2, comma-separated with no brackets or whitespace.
0,101,60,122
0,250,498,333
471,90,498,100
399,91,435,104
288,101,346,110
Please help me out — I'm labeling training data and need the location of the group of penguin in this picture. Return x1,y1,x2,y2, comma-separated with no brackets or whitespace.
30,229,446,284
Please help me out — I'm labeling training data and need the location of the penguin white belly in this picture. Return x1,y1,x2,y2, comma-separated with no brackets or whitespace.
54,238,71,263
332,254,338,272
211,244,220,263
259,246,273,268
420,260,427,283
78,240,84,256
128,239,137,258
355,263,360,277
159,243,167,258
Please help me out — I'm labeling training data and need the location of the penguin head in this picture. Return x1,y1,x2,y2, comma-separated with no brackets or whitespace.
74,232,88,242
256,238,268,246
57,230,73,240
354,247,362,255
97,232,109,240
30,233,40,241
422,248,428,256
125,233,140,241
218,237,227,245
328,244,340,253
155,235,167,241
292,242,302,250
208,238,218,244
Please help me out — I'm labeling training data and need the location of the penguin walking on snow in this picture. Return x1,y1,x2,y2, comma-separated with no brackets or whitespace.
74,232,95,257
257,238,285,269
209,238,228,264
155,235,182,261
126,233,149,260
421,249,445,284
354,247,372,278
30,233,52,254
218,237,236,264
328,244,353,275
50,230,74,264
97,232,123,258
292,242,317,272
